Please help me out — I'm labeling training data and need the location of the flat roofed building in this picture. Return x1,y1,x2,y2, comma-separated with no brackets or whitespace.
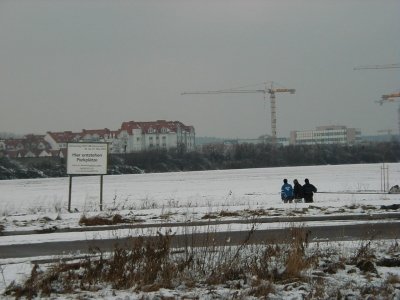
290,125,361,145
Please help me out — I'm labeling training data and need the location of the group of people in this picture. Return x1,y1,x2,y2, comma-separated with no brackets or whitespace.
281,178,317,203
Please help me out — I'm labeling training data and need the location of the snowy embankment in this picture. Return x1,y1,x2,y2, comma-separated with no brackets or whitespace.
0,163,399,299
0,163,399,233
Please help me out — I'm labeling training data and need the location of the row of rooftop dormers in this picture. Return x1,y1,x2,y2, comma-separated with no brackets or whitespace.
44,120,194,143
0,120,195,158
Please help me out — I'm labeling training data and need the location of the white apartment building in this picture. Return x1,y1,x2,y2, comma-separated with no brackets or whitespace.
117,120,195,153
290,125,361,145
44,120,195,154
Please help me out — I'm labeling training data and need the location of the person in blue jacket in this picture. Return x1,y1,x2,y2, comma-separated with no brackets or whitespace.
281,178,294,203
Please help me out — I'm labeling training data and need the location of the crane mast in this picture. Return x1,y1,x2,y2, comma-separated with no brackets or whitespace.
353,63,399,136
378,92,400,136
182,82,295,144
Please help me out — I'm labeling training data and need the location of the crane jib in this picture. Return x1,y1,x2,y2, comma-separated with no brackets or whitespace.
181,82,296,144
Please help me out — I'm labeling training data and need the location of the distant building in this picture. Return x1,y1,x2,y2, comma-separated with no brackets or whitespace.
0,140,5,151
116,120,195,153
361,134,400,143
2,134,55,158
222,136,289,146
44,120,195,154
44,131,82,150
1,120,195,158
290,125,361,145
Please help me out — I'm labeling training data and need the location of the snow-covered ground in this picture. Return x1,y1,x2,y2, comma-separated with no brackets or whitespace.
1,163,399,215
0,163,399,299
0,163,399,232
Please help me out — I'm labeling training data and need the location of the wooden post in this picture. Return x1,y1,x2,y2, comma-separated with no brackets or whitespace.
100,175,103,211
68,175,72,212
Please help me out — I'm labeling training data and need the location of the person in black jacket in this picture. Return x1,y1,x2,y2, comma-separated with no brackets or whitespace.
302,178,317,203
293,179,303,202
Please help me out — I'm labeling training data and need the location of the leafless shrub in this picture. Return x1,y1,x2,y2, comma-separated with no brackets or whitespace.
201,213,218,219
244,208,267,217
206,224,256,285
361,284,388,299
248,225,317,284
361,205,377,211
6,231,178,297
350,239,376,265
219,210,240,217
385,273,400,285
79,214,131,226
307,277,327,299
5,223,400,299
201,209,241,219
387,239,400,254
249,280,275,298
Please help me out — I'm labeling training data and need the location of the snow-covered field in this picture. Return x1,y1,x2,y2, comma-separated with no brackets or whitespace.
0,163,400,299
1,163,399,216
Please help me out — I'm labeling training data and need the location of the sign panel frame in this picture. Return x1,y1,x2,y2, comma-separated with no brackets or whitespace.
67,142,108,175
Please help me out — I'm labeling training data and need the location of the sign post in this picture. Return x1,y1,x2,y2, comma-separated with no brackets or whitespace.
68,175,73,212
67,143,108,212
100,175,104,211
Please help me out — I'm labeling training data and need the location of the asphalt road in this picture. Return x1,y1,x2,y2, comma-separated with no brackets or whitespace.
1,221,399,259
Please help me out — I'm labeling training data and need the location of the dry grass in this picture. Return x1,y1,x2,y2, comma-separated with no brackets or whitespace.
249,280,275,298
6,232,177,298
79,214,131,226
385,273,400,285
4,224,400,299
246,225,317,284
219,210,240,217
350,240,376,265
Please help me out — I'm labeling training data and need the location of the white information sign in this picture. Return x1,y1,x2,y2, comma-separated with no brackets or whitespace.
67,143,108,175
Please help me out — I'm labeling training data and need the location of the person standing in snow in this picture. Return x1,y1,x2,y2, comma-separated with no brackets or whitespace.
293,179,303,202
281,179,294,203
302,178,317,203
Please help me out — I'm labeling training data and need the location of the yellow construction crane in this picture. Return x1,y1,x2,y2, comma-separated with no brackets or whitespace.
353,63,400,70
381,92,400,101
182,82,295,144
377,92,400,135
353,63,399,135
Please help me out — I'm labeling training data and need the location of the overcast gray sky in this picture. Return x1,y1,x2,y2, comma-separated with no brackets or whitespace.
0,0,399,139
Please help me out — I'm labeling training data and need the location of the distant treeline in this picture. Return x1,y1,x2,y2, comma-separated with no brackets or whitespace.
0,141,399,180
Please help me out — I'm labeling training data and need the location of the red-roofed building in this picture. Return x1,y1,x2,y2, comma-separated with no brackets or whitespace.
0,140,5,158
7,120,195,156
49,149,67,158
115,120,195,153
3,135,52,158
81,128,116,141
44,131,81,150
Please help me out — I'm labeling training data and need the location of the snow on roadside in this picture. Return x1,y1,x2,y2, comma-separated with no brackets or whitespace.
0,163,399,299
0,163,399,234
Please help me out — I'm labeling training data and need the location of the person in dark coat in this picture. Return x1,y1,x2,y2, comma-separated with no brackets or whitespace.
281,178,294,203
293,179,303,202
302,178,317,203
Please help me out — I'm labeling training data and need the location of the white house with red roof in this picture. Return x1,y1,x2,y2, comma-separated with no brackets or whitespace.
0,140,6,151
44,131,81,150
2,121,195,157
2,135,52,158
43,120,195,154
117,120,195,153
